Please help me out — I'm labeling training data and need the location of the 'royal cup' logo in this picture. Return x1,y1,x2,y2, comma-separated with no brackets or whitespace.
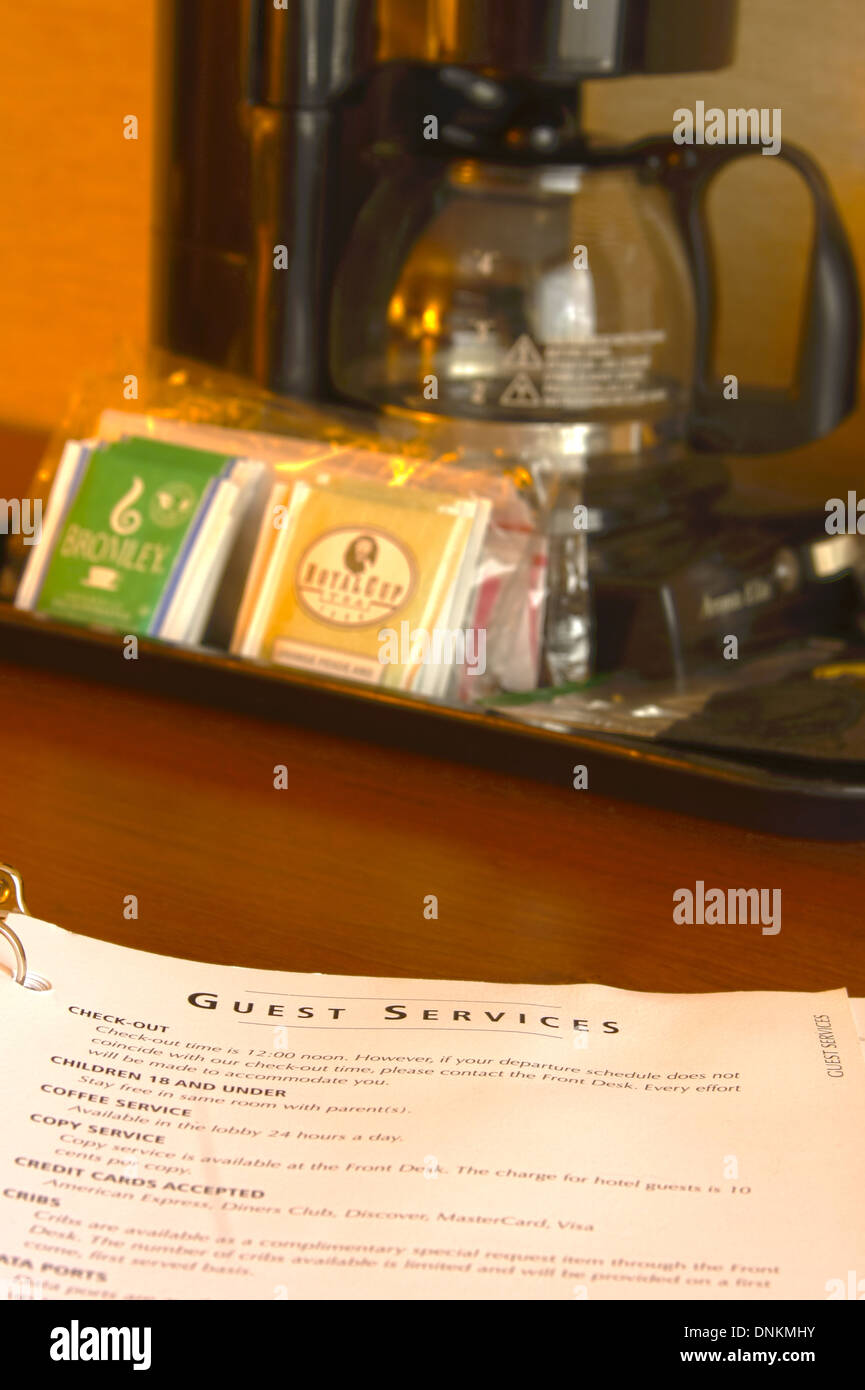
296,527,416,627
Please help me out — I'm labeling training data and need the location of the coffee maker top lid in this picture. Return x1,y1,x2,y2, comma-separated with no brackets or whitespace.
249,0,739,109
375,0,739,81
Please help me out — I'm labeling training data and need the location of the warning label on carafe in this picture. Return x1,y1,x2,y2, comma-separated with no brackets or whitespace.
498,331,668,411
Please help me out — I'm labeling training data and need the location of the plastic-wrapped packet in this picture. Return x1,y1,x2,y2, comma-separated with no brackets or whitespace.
491,639,845,739
453,525,548,702
4,352,548,708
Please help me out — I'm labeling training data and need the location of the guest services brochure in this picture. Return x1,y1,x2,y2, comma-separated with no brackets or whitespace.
1,914,862,1301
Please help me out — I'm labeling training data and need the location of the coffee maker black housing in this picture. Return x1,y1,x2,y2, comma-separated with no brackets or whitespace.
152,0,862,685
153,1,745,402
152,0,858,449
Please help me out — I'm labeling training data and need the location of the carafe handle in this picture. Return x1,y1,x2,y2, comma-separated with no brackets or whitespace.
638,136,861,454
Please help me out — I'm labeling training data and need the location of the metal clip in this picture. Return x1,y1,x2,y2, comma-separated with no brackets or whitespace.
0,863,51,991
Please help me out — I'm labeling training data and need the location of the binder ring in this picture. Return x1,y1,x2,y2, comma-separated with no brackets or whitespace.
0,863,51,991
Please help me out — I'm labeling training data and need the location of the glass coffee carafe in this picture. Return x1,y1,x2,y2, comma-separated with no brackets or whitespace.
331,156,695,433
330,137,860,682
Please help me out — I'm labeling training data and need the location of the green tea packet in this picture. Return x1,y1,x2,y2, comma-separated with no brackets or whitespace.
32,438,232,634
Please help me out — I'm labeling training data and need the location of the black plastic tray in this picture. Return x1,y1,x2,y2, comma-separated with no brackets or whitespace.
2,605,865,840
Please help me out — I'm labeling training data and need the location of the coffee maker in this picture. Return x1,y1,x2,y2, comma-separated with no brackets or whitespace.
152,0,862,684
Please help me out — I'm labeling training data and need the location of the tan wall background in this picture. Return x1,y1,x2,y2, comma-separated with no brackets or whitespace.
0,1,155,432
0,0,863,492
585,0,865,401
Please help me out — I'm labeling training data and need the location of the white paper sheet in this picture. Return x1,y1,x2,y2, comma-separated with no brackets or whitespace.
2,915,863,1301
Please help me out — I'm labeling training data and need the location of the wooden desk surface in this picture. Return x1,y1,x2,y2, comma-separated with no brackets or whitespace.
2,429,864,996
